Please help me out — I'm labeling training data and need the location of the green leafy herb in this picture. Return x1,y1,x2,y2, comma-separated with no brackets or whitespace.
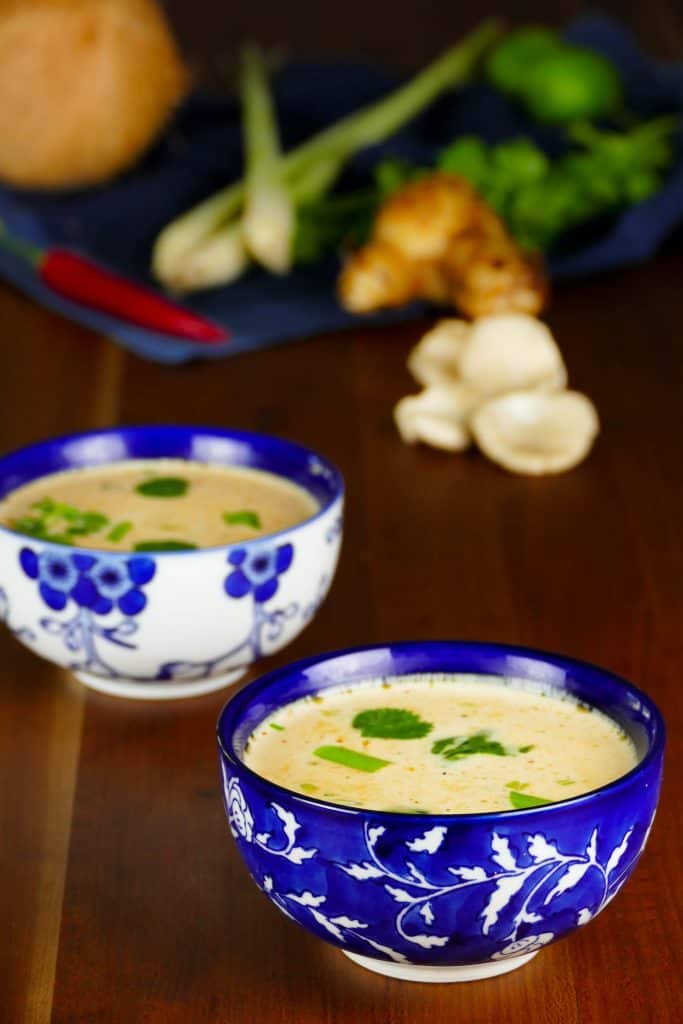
223,509,262,529
133,539,197,552
300,783,318,794
313,745,391,773
518,745,535,753
505,780,529,791
136,477,188,498
11,498,110,545
557,778,575,786
432,731,508,761
269,722,285,732
106,521,133,544
509,790,552,809
352,708,433,740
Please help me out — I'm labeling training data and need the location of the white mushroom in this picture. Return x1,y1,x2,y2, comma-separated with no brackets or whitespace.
407,318,469,387
394,385,477,452
458,313,567,399
470,390,600,475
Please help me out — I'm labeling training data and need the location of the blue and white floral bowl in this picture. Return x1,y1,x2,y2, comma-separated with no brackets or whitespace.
0,426,343,699
217,642,665,983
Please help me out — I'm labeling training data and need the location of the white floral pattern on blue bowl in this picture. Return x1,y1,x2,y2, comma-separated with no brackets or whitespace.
217,642,665,983
0,426,343,700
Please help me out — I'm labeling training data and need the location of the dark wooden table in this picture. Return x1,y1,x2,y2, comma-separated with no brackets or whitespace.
1,3,682,1021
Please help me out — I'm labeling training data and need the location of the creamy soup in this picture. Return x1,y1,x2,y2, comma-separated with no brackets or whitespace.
0,459,318,551
244,674,637,814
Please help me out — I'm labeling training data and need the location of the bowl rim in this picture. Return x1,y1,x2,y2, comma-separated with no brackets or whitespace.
0,424,344,558
217,639,666,823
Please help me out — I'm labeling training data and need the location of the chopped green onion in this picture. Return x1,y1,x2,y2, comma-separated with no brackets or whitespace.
223,509,262,529
509,790,552,809
268,722,285,732
313,745,391,773
107,521,134,543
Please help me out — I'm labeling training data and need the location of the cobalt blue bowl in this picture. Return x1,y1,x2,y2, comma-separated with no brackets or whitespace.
217,641,665,983
0,425,343,699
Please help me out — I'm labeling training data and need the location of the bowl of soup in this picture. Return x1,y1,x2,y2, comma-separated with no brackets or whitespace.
217,642,664,983
0,426,343,699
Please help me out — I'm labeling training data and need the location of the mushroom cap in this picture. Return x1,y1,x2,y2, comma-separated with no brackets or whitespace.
458,314,567,398
394,386,475,452
407,318,469,387
470,390,600,475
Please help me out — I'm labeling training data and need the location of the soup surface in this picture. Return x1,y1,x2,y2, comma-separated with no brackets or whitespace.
0,459,318,551
244,674,637,814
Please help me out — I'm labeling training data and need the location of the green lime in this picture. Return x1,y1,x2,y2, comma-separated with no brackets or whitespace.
485,27,564,95
522,48,623,123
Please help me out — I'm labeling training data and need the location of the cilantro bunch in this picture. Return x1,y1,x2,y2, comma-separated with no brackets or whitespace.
438,117,679,250
293,114,678,261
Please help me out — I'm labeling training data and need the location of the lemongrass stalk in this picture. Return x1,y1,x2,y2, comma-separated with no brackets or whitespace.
152,183,244,285
240,44,294,273
152,20,502,286
166,221,248,293
168,155,346,293
283,19,502,176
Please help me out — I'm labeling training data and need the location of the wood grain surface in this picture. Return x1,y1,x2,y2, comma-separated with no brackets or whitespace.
1,2,682,1021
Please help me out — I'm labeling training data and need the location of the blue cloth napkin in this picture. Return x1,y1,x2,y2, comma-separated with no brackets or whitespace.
0,14,681,365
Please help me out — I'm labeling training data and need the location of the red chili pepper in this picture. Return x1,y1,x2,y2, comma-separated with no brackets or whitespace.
0,226,228,345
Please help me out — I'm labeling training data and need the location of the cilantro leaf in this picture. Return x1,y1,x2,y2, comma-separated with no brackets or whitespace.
352,708,433,740
136,477,188,498
431,731,508,761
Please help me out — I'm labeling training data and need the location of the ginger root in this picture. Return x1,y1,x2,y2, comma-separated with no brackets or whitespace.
338,173,548,319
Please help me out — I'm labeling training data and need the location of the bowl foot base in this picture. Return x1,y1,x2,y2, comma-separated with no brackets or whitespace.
342,949,539,983
72,667,247,701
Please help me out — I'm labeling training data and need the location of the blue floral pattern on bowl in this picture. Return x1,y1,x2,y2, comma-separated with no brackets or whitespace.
217,642,665,981
20,547,155,615
225,543,294,604
17,546,157,679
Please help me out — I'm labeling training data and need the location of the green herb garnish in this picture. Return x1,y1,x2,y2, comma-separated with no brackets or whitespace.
133,539,197,551
11,499,109,545
136,477,188,498
269,722,285,732
352,708,433,740
557,778,575,786
313,745,391,773
223,509,262,529
509,790,552,809
518,745,535,753
506,780,529,791
432,731,508,761
107,521,133,543
300,783,318,794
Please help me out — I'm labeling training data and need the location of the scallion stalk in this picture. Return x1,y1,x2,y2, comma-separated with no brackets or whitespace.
152,20,502,290
240,44,295,273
